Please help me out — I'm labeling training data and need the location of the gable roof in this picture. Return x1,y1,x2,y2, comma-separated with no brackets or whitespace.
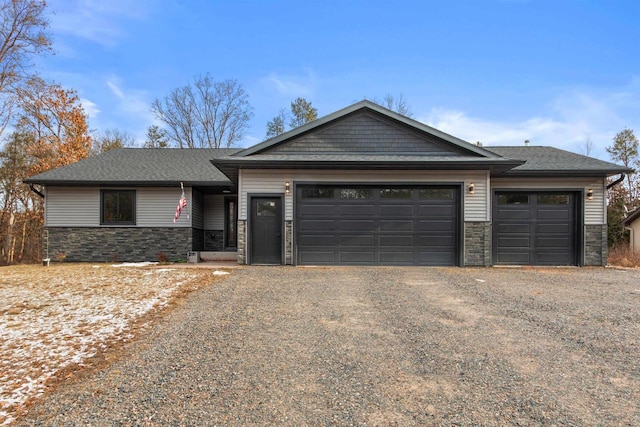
236,100,499,158
623,206,640,227
485,146,633,177
24,148,239,186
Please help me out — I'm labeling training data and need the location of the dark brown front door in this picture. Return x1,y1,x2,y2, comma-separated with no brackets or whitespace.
250,197,282,264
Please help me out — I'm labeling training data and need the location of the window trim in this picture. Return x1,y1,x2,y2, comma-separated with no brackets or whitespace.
100,189,136,226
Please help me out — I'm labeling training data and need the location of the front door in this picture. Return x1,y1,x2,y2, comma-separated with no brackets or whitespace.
250,196,283,264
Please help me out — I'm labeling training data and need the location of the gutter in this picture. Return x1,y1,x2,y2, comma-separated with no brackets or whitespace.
607,173,626,190
29,184,45,199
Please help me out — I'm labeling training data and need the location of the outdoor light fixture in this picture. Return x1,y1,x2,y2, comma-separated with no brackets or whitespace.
587,188,593,200
285,181,291,194
468,183,475,194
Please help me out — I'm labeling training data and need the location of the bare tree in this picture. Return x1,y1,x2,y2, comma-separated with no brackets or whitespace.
365,93,413,117
151,75,253,148
577,135,595,156
0,0,52,137
92,128,136,154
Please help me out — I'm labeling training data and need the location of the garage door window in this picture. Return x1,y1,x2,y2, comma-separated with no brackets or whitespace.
419,188,454,200
340,188,373,199
498,194,529,205
380,188,412,199
301,188,334,198
538,194,569,204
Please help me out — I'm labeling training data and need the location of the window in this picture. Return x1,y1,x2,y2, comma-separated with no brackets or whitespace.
498,194,529,205
419,188,454,200
340,188,372,199
380,188,412,199
101,190,135,225
301,188,334,198
256,200,277,216
537,194,569,205
225,197,237,249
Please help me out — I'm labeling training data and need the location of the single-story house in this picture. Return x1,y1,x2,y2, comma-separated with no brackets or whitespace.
623,207,640,253
24,100,631,266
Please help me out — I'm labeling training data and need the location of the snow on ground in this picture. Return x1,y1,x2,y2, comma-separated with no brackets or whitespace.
0,264,221,425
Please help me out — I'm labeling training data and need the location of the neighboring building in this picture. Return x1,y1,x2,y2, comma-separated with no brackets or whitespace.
24,101,631,266
623,207,640,253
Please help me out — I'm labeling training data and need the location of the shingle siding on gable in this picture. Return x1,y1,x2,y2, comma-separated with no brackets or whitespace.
268,113,466,155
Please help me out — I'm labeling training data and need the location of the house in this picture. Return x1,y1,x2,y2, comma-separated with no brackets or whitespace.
623,207,640,253
24,100,631,266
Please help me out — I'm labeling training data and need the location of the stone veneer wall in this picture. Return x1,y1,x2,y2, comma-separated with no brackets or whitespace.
203,229,224,251
285,220,293,265
584,224,607,266
464,222,491,266
237,220,247,264
45,227,192,262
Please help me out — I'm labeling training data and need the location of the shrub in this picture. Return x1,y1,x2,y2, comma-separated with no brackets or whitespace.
157,252,169,263
608,244,640,268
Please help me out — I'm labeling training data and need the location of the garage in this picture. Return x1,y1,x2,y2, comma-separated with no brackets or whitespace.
492,191,579,265
295,185,460,266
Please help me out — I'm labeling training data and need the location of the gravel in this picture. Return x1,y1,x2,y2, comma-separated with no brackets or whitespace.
17,266,640,426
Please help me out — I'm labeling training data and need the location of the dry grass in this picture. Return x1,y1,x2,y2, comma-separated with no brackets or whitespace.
608,244,640,267
0,263,225,425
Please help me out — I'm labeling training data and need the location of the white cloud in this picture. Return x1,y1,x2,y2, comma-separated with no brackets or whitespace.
48,0,149,47
419,80,640,160
262,71,317,98
106,79,125,100
80,98,100,119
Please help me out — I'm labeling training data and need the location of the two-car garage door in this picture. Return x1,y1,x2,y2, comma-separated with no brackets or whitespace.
295,185,460,266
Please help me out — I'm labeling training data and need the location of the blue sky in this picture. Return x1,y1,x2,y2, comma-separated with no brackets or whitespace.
38,0,639,160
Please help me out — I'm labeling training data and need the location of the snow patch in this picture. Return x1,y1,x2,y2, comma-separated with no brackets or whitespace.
111,262,159,268
213,271,230,276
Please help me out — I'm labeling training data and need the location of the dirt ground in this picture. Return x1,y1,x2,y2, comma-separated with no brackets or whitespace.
10,265,640,426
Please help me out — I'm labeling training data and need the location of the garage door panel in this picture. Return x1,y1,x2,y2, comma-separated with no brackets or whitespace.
380,235,414,246
339,219,375,231
380,220,414,231
497,237,530,248
493,192,577,266
298,234,336,246
339,235,375,247
299,251,336,264
340,251,375,263
496,208,532,220
380,205,414,217
298,204,335,216
380,251,414,264
417,251,456,265
538,209,571,220
300,219,335,231
496,252,531,264
537,223,571,234
496,223,531,233
418,205,456,216
297,185,459,266
340,205,375,216
416,235,455,247
417,220,455,232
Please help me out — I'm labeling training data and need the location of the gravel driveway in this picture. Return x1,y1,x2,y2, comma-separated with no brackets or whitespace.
18,266,640,426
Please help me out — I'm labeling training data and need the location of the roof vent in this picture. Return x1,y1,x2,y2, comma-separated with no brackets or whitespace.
524,139,530,147
476,141,483,147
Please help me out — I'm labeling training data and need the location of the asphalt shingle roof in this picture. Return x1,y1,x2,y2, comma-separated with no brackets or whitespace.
24,148,241,185
485,146,632,176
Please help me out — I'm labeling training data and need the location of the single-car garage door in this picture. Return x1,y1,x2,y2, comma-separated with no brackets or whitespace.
296,185,460,266
493,191,578,265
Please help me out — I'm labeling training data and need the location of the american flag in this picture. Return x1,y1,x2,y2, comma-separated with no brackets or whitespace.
174,186,187,223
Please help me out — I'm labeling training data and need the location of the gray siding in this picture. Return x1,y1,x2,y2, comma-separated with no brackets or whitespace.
203,194,224,230
45,187,100,227
191,188,204,229
46,186,193,227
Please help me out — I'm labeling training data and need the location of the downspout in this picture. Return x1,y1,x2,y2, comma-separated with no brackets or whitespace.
606,173,625,190
29,184,45,199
